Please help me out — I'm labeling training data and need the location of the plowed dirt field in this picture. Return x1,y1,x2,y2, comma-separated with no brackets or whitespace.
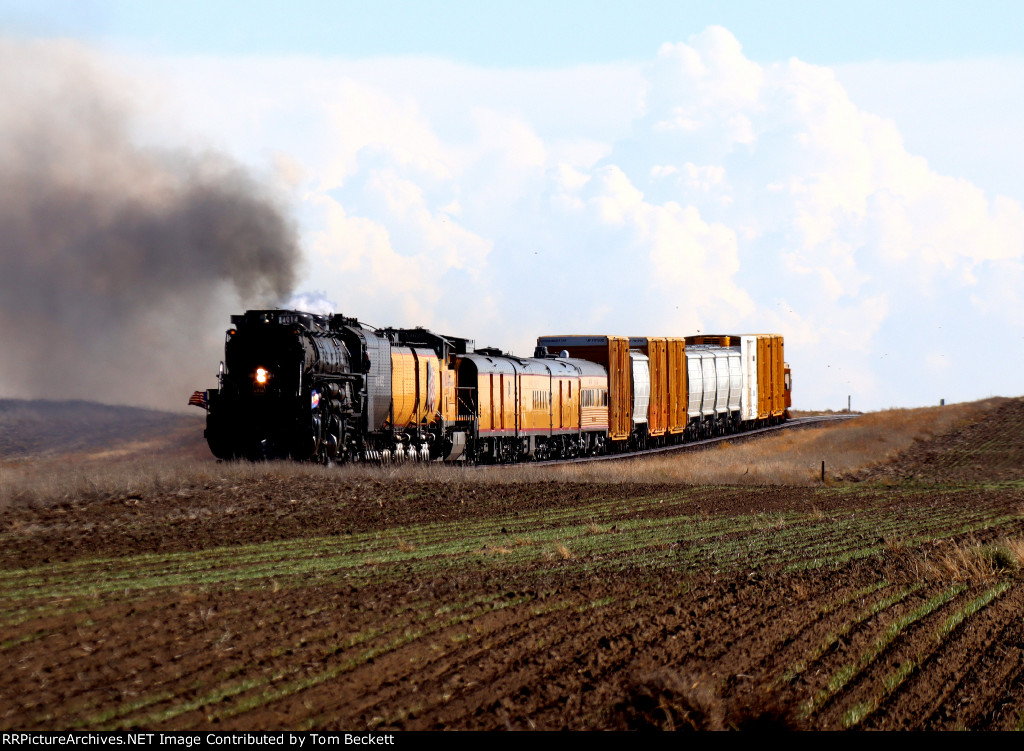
3,399,1024,731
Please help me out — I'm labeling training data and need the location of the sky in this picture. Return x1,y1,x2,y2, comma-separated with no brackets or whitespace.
1,1,1023,411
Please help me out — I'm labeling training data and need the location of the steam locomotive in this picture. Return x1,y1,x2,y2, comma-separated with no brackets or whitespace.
198,309,791,463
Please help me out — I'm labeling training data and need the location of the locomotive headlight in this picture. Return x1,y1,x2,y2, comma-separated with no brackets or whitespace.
255,367,269,385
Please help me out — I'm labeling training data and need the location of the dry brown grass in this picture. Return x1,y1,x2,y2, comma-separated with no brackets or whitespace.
0,455,349,509
481,399,1000,486
0,398,1005,507
923,537,1024,582
482,544,513,555
1,448,562,508
788,409,859,418
1003,538,1024,567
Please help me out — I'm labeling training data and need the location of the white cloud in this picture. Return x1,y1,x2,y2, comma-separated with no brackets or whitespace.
107,28,1024,410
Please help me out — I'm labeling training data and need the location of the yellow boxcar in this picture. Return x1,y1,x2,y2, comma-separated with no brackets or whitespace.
750,334,786,420
479,372,499,430
553,376,568,429
454,354,518,435
666,337,687,434
520,371,550,433
518,359,584,435
481,371,515,431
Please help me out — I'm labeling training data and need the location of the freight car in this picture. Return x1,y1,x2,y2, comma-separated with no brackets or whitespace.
533,333,789,453
196,309,791,463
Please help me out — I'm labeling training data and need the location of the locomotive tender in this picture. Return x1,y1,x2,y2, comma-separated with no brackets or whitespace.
199,309,791,463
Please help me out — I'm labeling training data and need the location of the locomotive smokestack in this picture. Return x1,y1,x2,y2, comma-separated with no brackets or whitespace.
0,38,301,410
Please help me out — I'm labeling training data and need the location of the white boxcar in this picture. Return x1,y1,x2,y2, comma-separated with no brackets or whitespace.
714,349,730,415
739,335,759,422
629,350,650,428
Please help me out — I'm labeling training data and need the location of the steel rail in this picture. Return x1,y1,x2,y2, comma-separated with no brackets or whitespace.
470,413,860,468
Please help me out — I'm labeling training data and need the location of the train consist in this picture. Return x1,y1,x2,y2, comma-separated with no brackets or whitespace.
197,309,791,463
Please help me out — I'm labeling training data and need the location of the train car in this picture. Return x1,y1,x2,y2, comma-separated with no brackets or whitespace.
536,332,790,449
687,333,788,427
203,309,356,461
452,348,608,462
535,336,632,446
197,310,790,464
684,341,742,437
627,336,687,443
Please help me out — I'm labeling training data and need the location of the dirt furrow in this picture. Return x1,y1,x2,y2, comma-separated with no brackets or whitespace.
442,569,843,729
2,591,258,729
235,591,576,730
920,595,1024,730
4,582,449,730
478,589,699,730
324,583,648,730
184,586,551,730
750,581,904,692
813,585,988,729
781,583,955,721
859,582,1024,730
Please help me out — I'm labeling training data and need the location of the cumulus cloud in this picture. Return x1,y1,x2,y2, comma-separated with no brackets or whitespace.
42,27,1024,410
613,28,1024,406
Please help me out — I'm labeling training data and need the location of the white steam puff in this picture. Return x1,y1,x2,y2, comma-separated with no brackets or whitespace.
286,291,337,316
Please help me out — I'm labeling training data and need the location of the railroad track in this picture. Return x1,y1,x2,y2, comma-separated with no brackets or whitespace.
473,413,860,468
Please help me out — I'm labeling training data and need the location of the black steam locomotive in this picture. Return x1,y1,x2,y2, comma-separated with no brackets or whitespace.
202,309,472,463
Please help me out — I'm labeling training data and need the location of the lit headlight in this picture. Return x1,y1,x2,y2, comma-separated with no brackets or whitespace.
255,367,269,385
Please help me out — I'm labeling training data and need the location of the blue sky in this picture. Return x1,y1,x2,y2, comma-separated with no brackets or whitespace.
2,1,1023,411
4,0,1022,64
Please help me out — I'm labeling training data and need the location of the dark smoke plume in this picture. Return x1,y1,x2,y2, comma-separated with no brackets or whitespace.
0,39,300,410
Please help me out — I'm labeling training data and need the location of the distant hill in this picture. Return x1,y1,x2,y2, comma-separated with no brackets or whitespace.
850,396,1024,484
0,399,208,461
